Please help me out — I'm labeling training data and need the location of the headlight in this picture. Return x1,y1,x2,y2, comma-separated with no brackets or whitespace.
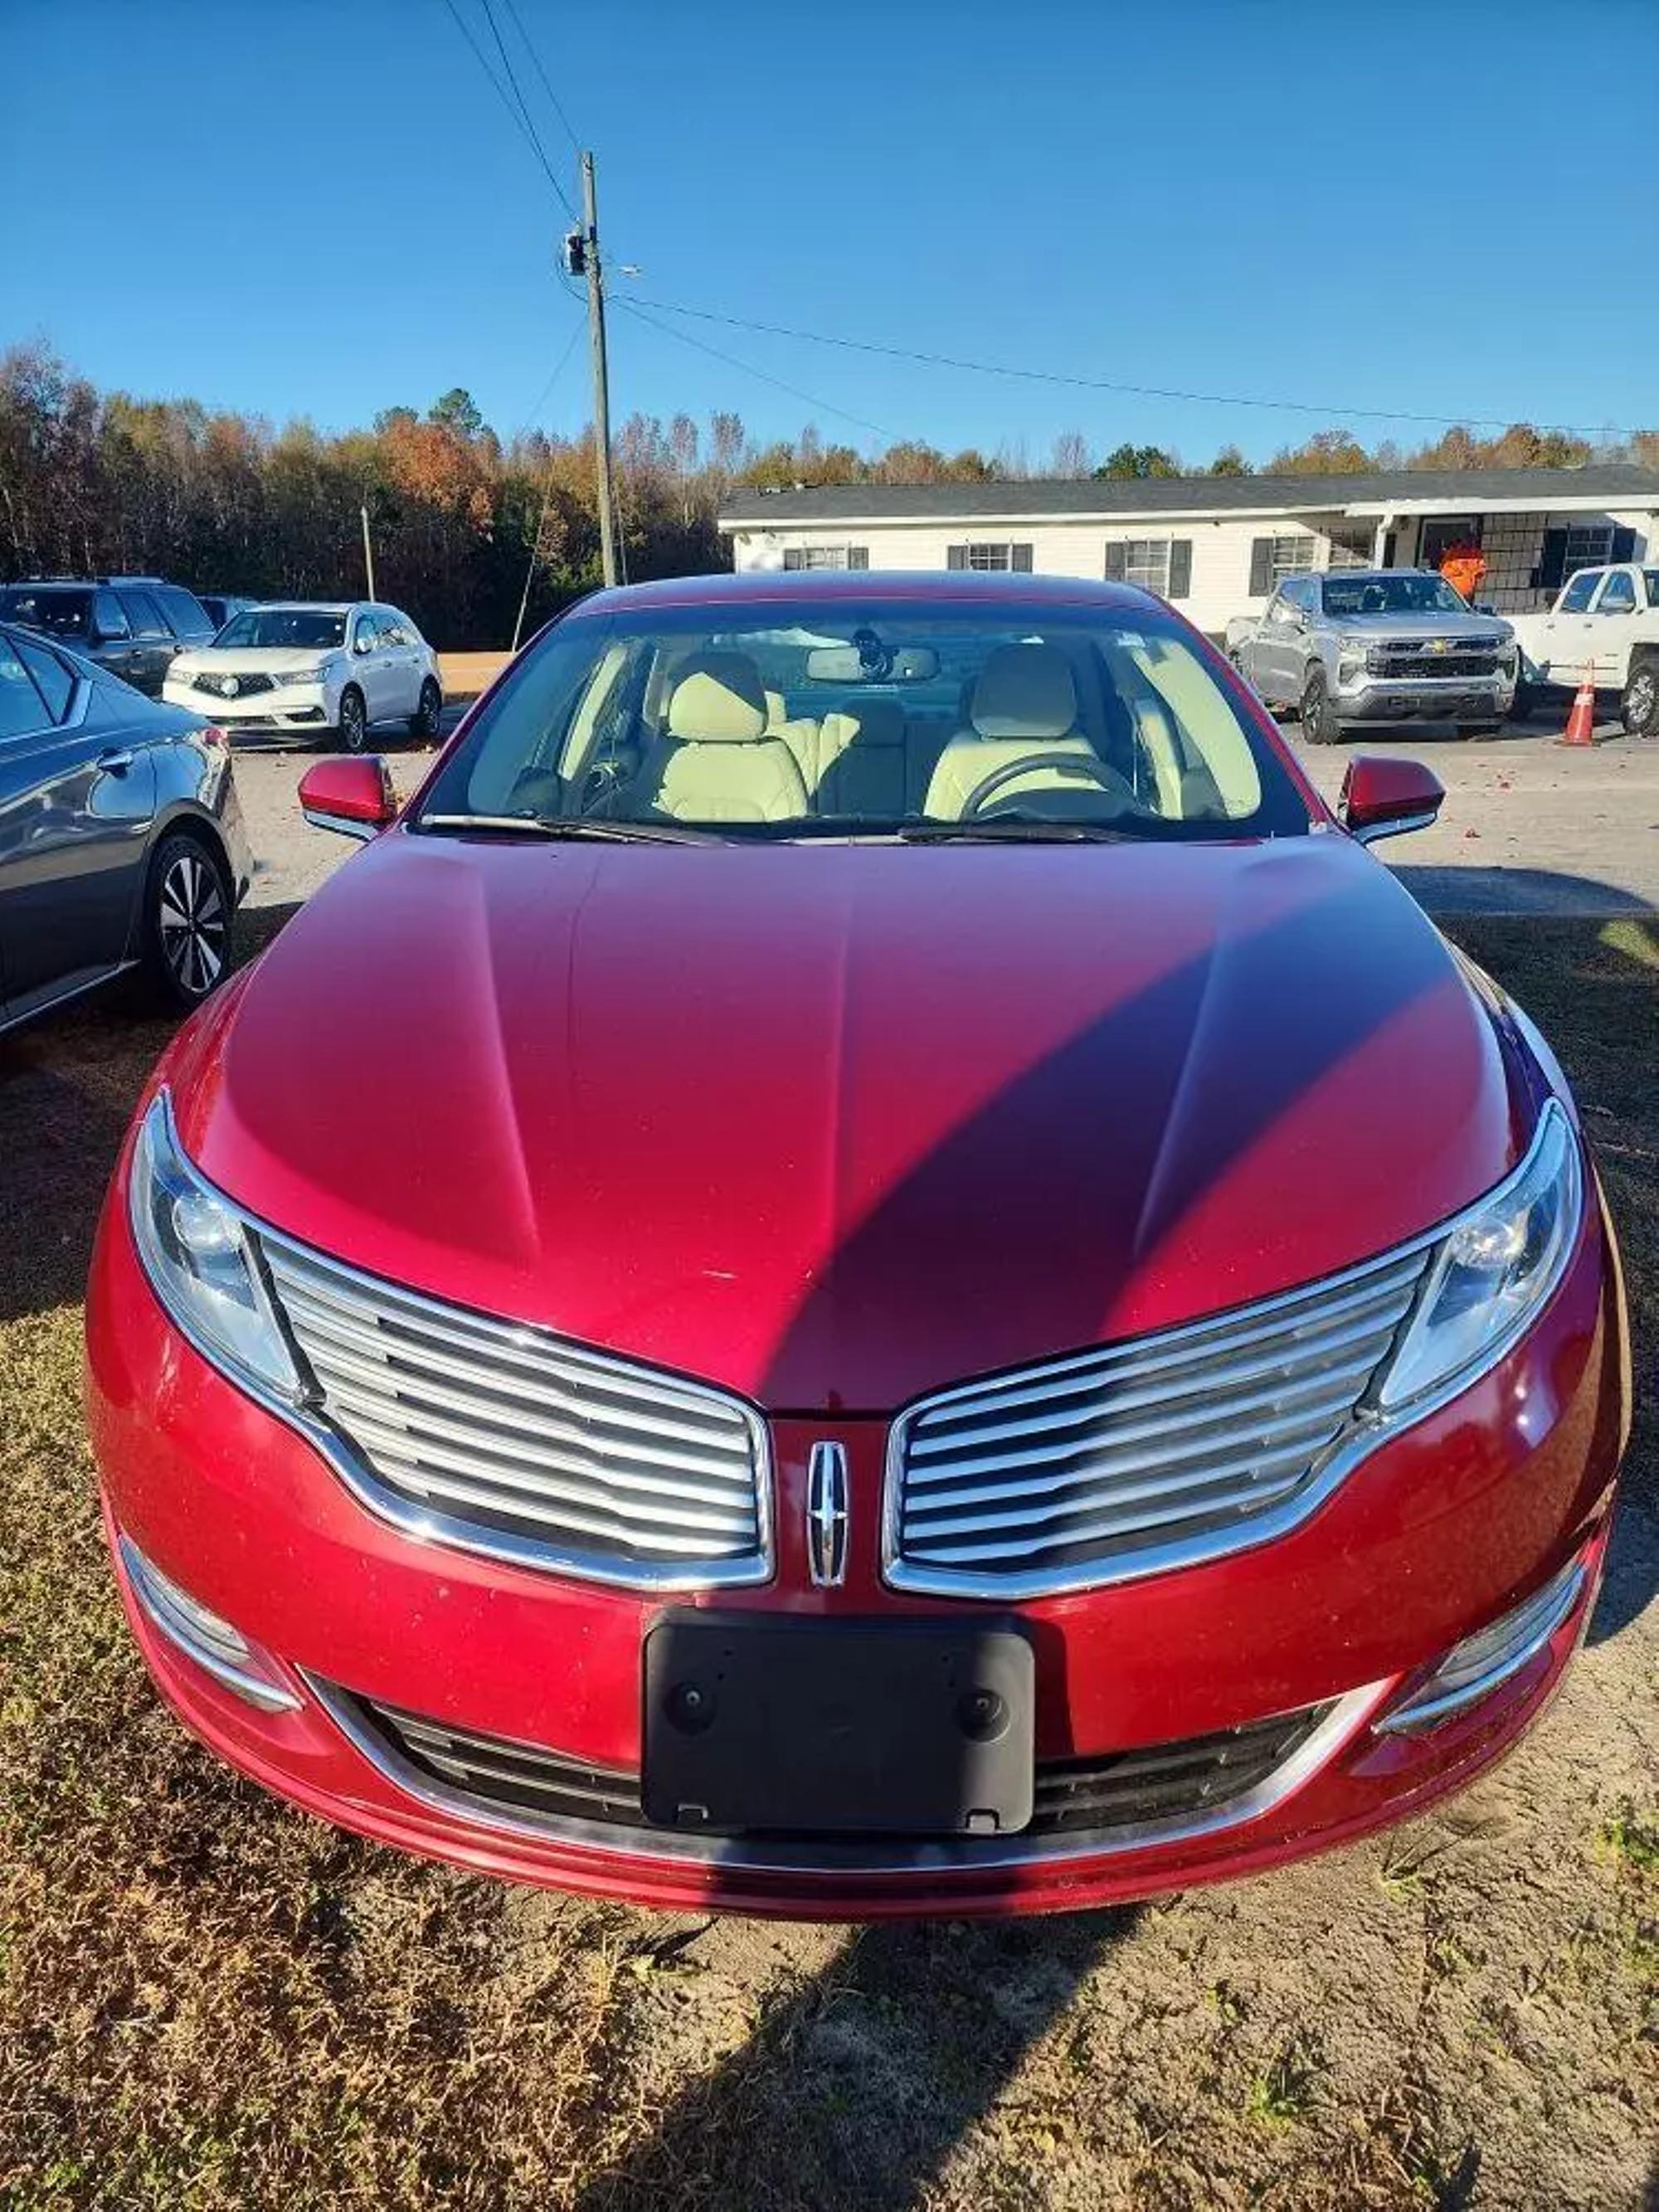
277,665,326,689
1496,640,1519,673
1335,636,1370,683
1377,1100,1582,1412
129,1092,304,1401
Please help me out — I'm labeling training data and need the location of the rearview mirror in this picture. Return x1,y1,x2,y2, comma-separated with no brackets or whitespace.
803,644,939,682
1340,755,1444,845
299,756,397,841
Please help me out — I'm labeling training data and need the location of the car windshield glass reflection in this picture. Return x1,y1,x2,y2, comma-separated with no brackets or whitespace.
216,610,348,650
418,605,1311,844
1321,576,1471,617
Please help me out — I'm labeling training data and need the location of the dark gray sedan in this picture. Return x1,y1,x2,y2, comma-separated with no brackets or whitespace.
0,621,251,1038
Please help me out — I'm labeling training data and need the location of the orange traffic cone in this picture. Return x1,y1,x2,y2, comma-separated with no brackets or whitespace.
1559,660,1598,747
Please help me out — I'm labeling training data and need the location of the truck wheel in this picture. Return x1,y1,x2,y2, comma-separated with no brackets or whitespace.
1621,659,1659,737
1300,668,1341,745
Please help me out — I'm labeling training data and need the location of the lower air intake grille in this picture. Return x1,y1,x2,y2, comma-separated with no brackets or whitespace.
887,1244,1428,1598
259,1234,770,1590
343,1689,1333,1847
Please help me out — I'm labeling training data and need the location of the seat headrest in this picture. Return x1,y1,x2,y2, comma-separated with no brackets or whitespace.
824,697,906,748
667,653,768,744
763,687,787,730
971,644,1077,739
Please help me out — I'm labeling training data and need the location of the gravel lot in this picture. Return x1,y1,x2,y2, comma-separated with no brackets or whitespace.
239,709,1659,920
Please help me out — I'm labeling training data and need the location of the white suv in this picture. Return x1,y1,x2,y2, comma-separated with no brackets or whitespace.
164,602,443,750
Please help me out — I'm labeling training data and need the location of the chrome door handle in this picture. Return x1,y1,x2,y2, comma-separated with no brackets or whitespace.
97,747,134,773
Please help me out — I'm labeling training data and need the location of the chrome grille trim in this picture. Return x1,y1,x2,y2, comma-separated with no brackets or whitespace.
259,1235,771,1590
884,1244,1433,1599
305,1670,1384,1874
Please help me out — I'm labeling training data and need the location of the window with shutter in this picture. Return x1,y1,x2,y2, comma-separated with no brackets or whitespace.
1103,543,1127,581
946,545,968,570
1248,538,1273,596
847,546,869,570
1011,544,1034,572
1168,540,1193,600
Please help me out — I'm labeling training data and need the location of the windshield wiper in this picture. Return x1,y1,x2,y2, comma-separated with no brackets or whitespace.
894,815,1140,843
413,813,721,844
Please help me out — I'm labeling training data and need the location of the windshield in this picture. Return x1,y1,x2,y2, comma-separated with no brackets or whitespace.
416,601,1310,842
0,587,93,638
1320,575,1470,617
215,608,347,650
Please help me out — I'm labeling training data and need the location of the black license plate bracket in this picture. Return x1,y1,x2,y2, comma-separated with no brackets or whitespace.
641,1612,1034,1837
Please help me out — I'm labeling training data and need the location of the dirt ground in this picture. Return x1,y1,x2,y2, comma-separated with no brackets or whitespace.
0,902,1652,2205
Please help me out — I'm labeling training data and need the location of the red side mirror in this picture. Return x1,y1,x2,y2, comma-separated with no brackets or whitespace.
299,756,397,842
1340,755,1444,846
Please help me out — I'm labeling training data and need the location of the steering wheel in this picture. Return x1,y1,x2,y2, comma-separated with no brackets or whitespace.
960,752,1129,820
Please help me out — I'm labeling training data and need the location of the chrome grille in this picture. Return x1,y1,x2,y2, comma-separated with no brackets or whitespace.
1365,644,1501,679
194,668,275,697
260,1236,770,1588
886,1246,1428,1597
342,1685,1333,1846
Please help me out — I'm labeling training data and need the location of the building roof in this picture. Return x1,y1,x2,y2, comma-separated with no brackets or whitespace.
720,463,1659,528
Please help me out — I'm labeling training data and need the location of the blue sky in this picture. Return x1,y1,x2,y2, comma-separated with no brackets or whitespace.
7,0,1655,467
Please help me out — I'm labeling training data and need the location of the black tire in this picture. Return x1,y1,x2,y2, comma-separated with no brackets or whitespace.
409,676,443,742
1510,678,1535,722
140,831,233,1014
1300,667,1342,746
1622,659,1659,737
337,685,368,753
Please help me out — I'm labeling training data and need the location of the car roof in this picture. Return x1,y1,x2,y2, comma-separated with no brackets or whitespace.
569,570,1166,619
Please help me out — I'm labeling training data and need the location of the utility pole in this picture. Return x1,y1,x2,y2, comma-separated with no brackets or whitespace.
563,153,619,586
359,501,377,600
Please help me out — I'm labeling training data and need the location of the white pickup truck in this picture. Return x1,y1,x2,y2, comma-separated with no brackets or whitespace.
1509,563,1659,736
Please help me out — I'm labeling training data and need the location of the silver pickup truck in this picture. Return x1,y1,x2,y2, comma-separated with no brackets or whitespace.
1228,569,1517,743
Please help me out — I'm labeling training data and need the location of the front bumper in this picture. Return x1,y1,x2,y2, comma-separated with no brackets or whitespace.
86,1161,1627,1919
1333,674,1515,724
164,682,333,735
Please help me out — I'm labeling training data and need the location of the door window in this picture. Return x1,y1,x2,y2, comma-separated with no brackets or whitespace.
352,610,382,654
157,586,210,637
0,636,48,740
93,590,131,640
1595,571,1637,615
1558,571,1600,615
12,635,75,722
1265,591,1297,628
116,590,169,638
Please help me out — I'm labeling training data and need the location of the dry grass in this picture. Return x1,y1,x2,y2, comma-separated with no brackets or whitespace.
0,916,1653,2210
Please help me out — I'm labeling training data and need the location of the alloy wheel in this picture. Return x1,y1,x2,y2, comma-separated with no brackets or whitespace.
158,849,227,999
1627,668,1657,735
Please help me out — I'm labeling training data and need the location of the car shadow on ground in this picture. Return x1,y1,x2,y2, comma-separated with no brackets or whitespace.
572,1908,1136,2210
1393,864,1655,919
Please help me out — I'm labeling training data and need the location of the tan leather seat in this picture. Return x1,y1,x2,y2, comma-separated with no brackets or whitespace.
815,697,907,818
640,654,810,823
923,642,1111,819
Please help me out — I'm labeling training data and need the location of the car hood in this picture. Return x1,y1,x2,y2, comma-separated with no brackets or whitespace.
1326,610,1512,644
169,648,338,678
173,830,1520,1411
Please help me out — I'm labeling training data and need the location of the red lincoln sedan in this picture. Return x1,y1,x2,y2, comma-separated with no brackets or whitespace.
86,571,1630,1918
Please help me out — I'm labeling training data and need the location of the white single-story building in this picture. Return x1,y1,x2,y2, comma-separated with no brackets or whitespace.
719,464,1659,638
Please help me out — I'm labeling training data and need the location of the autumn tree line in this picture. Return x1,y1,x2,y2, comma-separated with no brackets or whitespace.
2,343,1653,649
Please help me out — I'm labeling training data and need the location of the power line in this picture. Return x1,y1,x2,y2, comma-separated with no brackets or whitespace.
499,0,583,158
440,0,577,221
615,297,895,443
620,292,1643,440
476,0,577,220
509,315,586,443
